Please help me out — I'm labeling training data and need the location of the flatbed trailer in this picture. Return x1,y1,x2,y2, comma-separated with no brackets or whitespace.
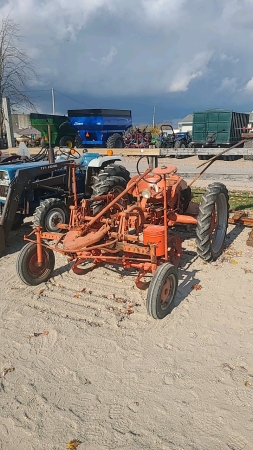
7,144,253,159
83,147,253,159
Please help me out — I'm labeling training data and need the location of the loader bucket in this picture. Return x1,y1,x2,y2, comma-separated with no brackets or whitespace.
0,225,6,254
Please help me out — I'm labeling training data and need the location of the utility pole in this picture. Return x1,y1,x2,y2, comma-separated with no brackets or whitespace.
2,97,15,148
152,106,156,128
52,88,55,115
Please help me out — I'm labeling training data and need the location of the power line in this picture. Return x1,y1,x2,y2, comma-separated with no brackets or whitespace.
54,90,95,108
21,89,51,93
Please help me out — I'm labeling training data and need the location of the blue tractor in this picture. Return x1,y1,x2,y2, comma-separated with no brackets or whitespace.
66,109,132,149
174,132,193,149
0,147,130,253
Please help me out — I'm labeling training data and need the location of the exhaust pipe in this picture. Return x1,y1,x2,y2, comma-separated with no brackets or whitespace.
46,120,55,164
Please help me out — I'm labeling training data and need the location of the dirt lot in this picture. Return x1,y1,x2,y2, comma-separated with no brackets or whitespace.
0,156,253,449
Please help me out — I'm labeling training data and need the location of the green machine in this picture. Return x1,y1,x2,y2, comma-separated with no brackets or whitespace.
30,113,77,148
192,109,249,148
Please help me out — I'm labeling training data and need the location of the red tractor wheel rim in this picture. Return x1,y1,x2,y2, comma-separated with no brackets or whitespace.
160,277,173,308
210,206,217,235
28,252,48,277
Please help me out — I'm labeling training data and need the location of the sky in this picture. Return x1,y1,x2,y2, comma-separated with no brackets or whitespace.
1,0,253,124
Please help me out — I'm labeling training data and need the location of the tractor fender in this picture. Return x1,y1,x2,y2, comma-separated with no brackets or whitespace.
87,156,123,168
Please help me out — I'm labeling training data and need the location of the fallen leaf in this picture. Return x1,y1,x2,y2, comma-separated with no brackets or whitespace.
38,289,44,295
28,331,49,339
231,260,238,265
67,440,82,449
115,297,127,304
165,344,173,350
191,284,202,291
126,309,134,315
74,294,81,298
2,367,15,377
244,381,250,387
81,288,86,293
88,291,93,295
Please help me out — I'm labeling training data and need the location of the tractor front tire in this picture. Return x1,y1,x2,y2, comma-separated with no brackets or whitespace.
91,164,130,215
59,135,75,148
146,263,178,319
33,198,70,232
16,242,55,286
196,183,229,262
12,213,24,230
106,133,124,149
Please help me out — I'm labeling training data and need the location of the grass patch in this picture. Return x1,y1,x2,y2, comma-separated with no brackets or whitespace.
192,189,253,212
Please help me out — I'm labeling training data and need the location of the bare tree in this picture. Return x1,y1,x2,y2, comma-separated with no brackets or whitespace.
0,16,38,137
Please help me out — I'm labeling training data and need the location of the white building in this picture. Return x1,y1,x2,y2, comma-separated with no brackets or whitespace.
178,114,193,133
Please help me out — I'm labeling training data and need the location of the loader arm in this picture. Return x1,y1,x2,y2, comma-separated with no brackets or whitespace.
0,160,73,253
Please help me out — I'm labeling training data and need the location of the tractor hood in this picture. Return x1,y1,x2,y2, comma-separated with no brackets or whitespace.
0,161,50,181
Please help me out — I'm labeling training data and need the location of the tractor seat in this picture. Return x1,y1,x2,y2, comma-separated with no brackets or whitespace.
153,166,177,175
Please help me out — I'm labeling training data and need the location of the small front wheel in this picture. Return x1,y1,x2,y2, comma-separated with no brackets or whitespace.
146,263,178,319
16,242,55,286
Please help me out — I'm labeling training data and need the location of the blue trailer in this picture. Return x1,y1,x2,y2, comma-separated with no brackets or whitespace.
67,109,132,148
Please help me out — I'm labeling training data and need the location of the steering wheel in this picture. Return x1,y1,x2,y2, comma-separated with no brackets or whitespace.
57,147,81,160
136,156,162,184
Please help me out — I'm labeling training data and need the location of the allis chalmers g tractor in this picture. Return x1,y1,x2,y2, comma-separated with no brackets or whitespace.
16,157,229,319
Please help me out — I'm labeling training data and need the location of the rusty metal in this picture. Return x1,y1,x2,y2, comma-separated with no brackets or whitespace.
22,161,203,292
228,211,253,247
228,211,253,227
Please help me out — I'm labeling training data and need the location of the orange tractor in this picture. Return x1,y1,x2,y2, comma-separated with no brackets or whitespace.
16,157,229,319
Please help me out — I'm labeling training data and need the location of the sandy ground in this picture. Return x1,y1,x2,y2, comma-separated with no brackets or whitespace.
0,156,253,449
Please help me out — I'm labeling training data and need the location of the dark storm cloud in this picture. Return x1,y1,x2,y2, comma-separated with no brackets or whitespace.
1,0,253,120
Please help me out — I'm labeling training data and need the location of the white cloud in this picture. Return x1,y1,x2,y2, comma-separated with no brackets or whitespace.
100,47,117,66
218,77,238,92
219,53,239,63
141,0,188,24
245,77,253,91
167,51,213,93
169,71,202,93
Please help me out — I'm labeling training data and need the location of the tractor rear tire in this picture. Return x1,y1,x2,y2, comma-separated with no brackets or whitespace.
146,263,178,319
196,183,229,262
91,164,130,215
75,135,83,148
11,213,24,230
59,135,75,148
16,242,55,286
33,198,70,232
106,133,124,149
0,213,24,231
92,163,130,184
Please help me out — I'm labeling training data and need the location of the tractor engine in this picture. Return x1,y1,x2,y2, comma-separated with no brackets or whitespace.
127,169,192,221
